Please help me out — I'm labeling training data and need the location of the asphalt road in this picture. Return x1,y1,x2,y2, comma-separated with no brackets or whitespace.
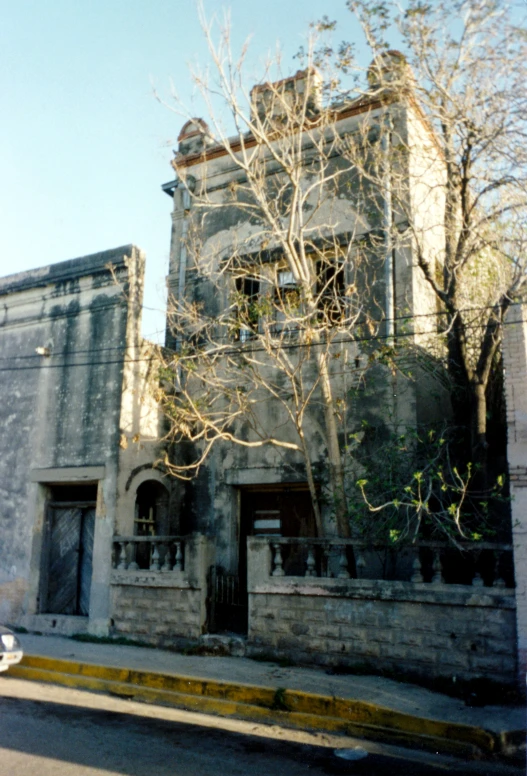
0,677,520,776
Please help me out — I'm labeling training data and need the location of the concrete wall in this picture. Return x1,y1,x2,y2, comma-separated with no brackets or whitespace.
247,538,517,684
503,303,527,683
0,246,145,634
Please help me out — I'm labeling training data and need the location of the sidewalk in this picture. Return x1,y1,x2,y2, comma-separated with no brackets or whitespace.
7,633,526,762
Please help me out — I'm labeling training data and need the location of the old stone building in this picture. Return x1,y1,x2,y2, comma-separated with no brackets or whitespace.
146,65,517,682
161,68,447,597
0,246,167,636
163,66,446,562
0,63,522,688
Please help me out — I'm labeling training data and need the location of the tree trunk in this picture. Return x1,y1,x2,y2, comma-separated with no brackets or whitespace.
471,380,489,473
446,324,472,450
297,427,325,538
314,345,351,538
446,322,489,470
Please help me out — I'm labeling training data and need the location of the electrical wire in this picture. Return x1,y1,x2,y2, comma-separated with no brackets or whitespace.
0,312,524,373
0,300,517,364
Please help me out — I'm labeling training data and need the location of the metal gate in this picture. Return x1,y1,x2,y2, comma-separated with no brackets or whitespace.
207,566,247,634
44,502,95,616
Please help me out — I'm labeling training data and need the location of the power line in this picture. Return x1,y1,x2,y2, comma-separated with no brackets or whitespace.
163,315,526,362
0,301,517,364
165,302,518,346
0,314,524,373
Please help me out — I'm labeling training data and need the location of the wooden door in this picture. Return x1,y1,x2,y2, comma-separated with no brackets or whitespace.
44,503,95,616
78,507,95,616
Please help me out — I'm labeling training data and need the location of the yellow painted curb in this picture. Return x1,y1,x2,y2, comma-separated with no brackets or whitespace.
8,654,499,759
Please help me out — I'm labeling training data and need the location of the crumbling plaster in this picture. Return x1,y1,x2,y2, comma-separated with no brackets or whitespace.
165,93,451,569
0,246,146,634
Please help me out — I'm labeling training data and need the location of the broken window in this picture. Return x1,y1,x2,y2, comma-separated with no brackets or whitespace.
316,258,346,325
231,248,349,338
234,276,260,342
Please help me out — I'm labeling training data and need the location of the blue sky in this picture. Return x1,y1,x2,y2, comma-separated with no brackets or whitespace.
1,0,357,341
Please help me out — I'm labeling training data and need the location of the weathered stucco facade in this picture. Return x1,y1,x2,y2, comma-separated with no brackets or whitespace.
0,246,166,636
141,66,518,685
0,65,522,690
163,70,450,588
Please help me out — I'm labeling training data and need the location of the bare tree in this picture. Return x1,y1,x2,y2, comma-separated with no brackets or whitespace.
318,0,527,473
155,17,417,538
156,0,525,540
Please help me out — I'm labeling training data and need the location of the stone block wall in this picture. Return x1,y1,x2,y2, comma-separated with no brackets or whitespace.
247,539,517,684
248,585,516,684
109,534,213,646
111,576,204,644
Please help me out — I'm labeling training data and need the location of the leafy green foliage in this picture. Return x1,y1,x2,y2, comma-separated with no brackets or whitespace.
347,422,507,544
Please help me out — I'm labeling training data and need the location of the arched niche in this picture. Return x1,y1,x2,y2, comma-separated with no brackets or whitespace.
133,479,170,570
134,480,170,537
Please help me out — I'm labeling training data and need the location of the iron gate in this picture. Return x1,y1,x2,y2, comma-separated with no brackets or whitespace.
207,566,247,634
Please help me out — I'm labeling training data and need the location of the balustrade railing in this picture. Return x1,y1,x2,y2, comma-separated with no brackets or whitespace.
112,536,185,572
266,538,514,588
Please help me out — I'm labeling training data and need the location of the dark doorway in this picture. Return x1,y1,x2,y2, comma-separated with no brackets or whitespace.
41,485,97,616
239,486,317,584
208,485,316,635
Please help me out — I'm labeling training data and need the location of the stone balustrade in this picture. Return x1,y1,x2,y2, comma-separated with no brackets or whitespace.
266,538,514,588
109,534,214,645
112,536,185,573
246,536,517,684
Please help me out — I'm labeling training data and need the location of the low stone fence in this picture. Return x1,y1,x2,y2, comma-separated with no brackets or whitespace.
247,537,517,684
110,534,213,645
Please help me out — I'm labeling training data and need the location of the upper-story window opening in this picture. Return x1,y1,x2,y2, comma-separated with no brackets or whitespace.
316,258,346,325
231,247,350,341
234,276,260,342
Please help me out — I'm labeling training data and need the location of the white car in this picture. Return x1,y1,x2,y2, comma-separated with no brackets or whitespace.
0,626,23,672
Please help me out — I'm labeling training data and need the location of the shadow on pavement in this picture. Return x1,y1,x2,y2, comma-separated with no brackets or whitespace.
0,692,518,776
